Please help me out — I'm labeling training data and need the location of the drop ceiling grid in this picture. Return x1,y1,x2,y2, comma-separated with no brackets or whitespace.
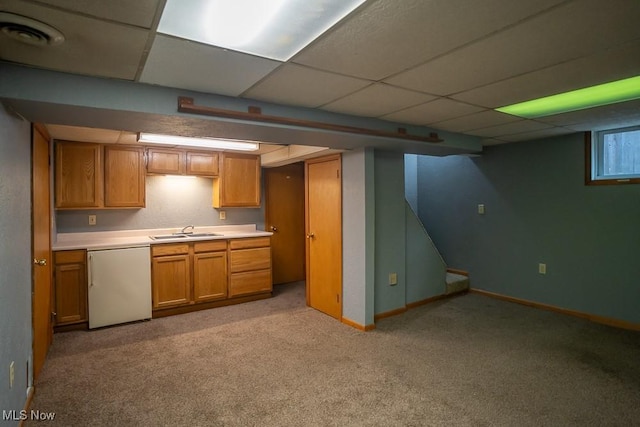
27,0,163,28
0,0,151,80
241,63,372,108
451,40,640,109
381,98,486,126
291,0,569,81
319,83,436,118
386,0,640,97
140,35,281,96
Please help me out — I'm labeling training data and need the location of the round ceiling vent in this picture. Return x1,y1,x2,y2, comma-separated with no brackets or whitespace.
0,12,65,46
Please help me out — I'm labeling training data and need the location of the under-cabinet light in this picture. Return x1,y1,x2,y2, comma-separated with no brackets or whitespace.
137,133,259,151
158,0,367,61
495,75,640,119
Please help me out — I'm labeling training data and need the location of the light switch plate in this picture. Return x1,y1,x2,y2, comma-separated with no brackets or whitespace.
219,211,226,220
478,204,485,215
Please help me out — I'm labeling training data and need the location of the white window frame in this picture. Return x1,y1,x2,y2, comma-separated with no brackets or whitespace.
586,127,640,186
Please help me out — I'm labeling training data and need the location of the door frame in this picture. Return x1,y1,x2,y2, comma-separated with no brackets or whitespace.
304,154,342,315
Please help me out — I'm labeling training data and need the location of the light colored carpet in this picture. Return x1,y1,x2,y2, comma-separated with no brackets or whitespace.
27,282,640,426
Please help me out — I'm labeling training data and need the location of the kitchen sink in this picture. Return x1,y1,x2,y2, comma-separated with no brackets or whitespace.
149,232,222,240
149,234,188,240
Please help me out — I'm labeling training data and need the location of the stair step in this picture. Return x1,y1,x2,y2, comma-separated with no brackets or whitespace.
445,272,469,295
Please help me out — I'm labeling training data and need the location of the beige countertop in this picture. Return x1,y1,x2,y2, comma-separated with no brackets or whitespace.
53,224,272,251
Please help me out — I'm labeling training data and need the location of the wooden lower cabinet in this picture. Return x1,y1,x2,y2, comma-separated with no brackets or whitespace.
151,237,271,316
53,250,88,326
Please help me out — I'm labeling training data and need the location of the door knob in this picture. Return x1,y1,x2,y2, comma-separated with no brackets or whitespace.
270,226,278,232
33,258,47,266
306,232,315,239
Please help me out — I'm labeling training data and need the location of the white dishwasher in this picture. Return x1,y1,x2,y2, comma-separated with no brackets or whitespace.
87,246,152,329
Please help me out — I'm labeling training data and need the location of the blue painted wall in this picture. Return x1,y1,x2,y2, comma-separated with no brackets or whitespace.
374,151,406,315
417,133,640,324
0,109,33,418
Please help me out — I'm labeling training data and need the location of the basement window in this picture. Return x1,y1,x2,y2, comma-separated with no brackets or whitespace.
586,126,640,185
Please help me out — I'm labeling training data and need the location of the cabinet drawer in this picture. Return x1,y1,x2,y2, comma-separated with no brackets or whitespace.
230,247,271,273
229,237,270,250
152,244,189,257
229,269,272,297
54,250,86,264
194,240,227,253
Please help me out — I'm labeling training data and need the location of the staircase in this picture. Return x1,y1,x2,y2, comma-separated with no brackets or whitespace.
445,271,470,295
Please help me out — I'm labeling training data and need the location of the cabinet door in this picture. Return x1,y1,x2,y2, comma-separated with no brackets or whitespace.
55,142,102,208
214,153,261,208
104,146,145,207
187,151,218,176
193,251,227,302
54,262,87,325
152,254,191,309
147,148,185,175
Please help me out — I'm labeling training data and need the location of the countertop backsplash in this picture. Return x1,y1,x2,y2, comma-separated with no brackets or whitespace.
55,175,265,233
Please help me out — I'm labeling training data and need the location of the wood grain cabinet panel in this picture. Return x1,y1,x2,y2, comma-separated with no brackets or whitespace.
53,250,87,326
213,153,261,208
146,148,185,175
229,269,272,298
230,247,271,273
104,146,145,207
187,151,219,176
193,251,227,302
152,253,191,309
55,142,102,209
228,237,272,297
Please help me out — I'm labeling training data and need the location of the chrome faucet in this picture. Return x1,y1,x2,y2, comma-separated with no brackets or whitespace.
180,225,195,234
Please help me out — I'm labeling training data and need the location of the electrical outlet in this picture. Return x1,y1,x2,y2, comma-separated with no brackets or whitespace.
88,215,97,226
9,361,14,388
539,263,547,274
389,273,398,286
219,211,226,220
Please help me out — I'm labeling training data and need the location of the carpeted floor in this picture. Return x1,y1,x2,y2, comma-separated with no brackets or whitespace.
26,282,640,426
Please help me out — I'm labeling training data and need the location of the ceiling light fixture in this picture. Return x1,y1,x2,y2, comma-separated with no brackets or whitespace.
158,0,367,61
137,133,259,151
496,75,640,119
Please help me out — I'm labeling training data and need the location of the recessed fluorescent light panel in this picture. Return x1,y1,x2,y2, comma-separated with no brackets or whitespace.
138,133,259,151
158,0,366,61
496,75,640,119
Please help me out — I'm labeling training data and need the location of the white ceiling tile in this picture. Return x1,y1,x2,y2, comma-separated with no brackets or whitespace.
466,120,552,138
430,110,521,133
381,98,485,125
242,64,371,108
293,0,566,80
0,0,150,80
497,127,574,142
30,0,161,28
140,35,281,96
386,0,640,95
321,84,435,117
452,41,640,108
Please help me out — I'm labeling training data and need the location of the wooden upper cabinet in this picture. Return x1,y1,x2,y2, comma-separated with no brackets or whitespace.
146,148,185,175
104,146,145,208
55,142,103,209
214,153,261,208
187,151,219,176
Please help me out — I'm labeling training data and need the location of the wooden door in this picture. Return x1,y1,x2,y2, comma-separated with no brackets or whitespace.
264,163,305,284
32,124,52,381
305,155,342,319
104,146,145,207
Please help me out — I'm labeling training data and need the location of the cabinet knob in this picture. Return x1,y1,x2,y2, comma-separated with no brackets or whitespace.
306,232,315,239
33,258,47,266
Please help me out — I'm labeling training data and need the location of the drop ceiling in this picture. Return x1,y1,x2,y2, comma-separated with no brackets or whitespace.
1,0,639,147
